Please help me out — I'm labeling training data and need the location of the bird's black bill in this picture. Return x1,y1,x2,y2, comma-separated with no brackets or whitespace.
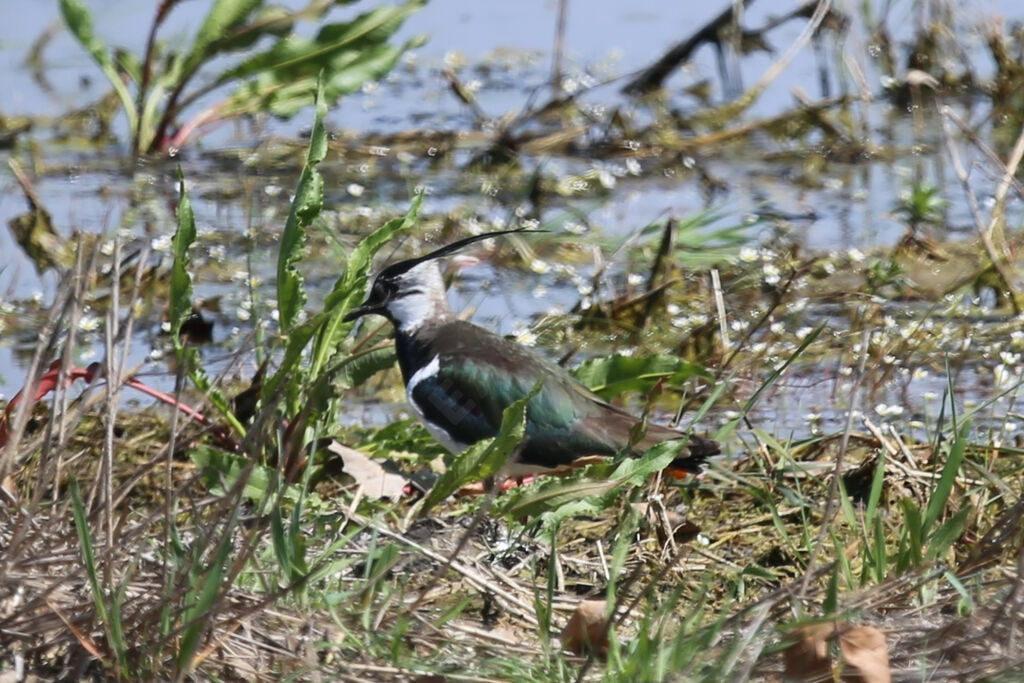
343,302,383,321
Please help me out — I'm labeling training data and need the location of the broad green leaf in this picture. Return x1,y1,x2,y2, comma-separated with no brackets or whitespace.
59,0,138,134
180,0,264,79
226,37,424,119
359,418,448,461
309,192,422,376
494,475,618,520
277,75,327,329
262,310,328,403
173,172,244,435
572,353,709,400
334,345,397,390
608,438,696,482
205,4,294,55
220,3,422,82
191,446,273,500
492,438,692,521
421,382,542,512
171,171,197,348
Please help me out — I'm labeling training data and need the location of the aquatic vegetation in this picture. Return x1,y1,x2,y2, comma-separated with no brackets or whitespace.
59,0,424,155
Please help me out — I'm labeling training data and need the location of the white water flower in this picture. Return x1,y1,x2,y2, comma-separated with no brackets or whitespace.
79,314,101,332
739,247,758,262
150,234,173,252
874,403,901,417
514,328,537,346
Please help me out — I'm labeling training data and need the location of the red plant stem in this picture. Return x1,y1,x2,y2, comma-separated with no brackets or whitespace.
0,361,240,452
164,103,223,153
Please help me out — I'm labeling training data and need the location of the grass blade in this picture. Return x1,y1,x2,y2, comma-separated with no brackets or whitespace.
923,420,970,537
70,480,128,676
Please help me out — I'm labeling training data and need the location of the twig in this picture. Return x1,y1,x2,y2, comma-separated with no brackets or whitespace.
942,106,1024,206
623,0,757,95
711,268,731,352
719,0,833,120
550,0,569,90
340,508,540,626
938,104,1022,312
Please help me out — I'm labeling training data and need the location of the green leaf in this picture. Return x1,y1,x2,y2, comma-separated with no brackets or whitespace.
220,2,425,119
172,172,245,436
899,498,924,569
271,505,307,582
176,506,239,673
59,0,138,134
171,171,197,349
925,506,969,561
494,475,618,520
262,310,328,403
334,345,397,390
420,382,542,512
609,438,691,481
276,75,327,330
70,480,128,676
221,4,422,82
922,420,970,537
572,353,709,400
180,0,264,79
864,451,887,530
492,439,691,522
191,446,275,501
309,192,422,376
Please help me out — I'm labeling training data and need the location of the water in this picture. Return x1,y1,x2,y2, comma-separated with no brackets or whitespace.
2,0,1024,438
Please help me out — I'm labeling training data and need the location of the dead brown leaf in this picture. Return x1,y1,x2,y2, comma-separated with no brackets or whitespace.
325,441,409,500
839,626,890,683
783,622,834,682
560,599,610,656
783,622,891,683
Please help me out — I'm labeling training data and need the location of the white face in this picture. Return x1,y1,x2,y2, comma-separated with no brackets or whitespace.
385,261,449,332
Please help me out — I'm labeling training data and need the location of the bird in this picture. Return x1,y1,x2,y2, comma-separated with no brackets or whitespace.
343,229,719,478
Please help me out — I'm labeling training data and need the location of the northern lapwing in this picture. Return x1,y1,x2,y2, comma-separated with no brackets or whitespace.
344,230,719,478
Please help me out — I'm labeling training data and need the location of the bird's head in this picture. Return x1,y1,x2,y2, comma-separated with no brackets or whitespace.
344,228,542,332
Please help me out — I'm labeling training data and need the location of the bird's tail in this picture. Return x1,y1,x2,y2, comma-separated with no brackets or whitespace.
667,434,720,475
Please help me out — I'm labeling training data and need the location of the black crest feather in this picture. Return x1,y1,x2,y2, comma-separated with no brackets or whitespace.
378,228,546,279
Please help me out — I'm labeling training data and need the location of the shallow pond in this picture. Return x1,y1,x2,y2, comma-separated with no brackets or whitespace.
3,0,1024,444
